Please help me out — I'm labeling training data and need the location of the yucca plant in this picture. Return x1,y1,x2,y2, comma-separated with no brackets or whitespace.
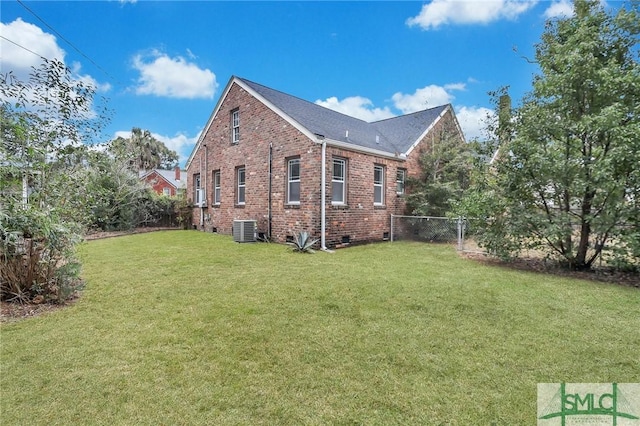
287,231,319,253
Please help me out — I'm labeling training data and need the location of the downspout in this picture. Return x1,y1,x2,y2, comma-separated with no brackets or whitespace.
320,137,327,250
202,145,208,229
268,142,273,240
199,155,204,228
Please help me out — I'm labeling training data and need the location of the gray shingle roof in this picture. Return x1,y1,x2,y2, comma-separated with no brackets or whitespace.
238,77,449,156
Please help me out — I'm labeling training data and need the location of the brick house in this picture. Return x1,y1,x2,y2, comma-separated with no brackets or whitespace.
140,167,186,197
185,76,464,248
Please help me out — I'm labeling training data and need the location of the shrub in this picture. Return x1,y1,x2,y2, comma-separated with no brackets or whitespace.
287,231,319,253
0,204,83,304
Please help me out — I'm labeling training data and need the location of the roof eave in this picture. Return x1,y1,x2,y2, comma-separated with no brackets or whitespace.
185,77,239,170
320,137,406,160
403,105,452,158
186,77,320,170
235,78,319,142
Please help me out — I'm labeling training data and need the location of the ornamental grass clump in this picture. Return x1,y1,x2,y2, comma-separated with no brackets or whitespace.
287,231,319,253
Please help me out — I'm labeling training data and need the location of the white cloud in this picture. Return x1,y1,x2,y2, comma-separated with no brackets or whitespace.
315,96,395,122
455,106,495,141
154,132,200,161
71,62,112,93
315,82,492,141
132,51,217,99
407,0,538,30
0,19,110,135
543,0,574,19
0,18,65,78
391,83,464,114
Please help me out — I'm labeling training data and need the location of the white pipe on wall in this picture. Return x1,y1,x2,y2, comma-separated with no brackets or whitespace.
320,138,327,250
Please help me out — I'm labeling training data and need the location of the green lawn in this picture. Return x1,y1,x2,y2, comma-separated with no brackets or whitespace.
2,231,638,425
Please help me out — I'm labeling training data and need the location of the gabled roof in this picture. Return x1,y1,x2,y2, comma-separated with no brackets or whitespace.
238,77,452,155
139,169,186,190
187,76,461,168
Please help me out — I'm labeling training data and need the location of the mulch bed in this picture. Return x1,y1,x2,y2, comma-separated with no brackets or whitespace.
461,251,640,288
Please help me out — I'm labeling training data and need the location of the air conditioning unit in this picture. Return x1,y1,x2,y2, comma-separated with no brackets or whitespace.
233,220,257,243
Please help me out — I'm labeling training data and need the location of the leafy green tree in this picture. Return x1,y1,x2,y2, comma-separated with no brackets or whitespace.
1,59,109,302
406,118,473,217
461,0,640,271
108,128,179,171
82,151,153,231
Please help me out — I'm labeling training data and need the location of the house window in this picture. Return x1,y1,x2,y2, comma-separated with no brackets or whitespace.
396,169,406,195
287,158,300,204
231,109,240,144
213,170,221,205
163,187,171,196
236,166,245,205
332,158,346,204
374,165,384,206
193,173,202,205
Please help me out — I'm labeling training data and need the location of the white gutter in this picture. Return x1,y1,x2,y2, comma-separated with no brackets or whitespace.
323,137,406,160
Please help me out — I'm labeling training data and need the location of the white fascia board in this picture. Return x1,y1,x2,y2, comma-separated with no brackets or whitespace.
404,104,465,157
452,107,467,144
138,169,153,179
323,138,406,161
234,78,319,142
185,77,237,170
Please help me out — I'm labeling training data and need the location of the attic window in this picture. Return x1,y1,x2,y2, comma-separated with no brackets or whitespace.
231,108,240,144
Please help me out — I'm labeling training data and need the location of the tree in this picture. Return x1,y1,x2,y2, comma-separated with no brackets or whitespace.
461,0,640,271
405,117,473,217
83,151,152,231
1,59,110,302
108,128,179,172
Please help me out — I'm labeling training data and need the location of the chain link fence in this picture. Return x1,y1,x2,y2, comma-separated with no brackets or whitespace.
391,215,640,275
390,215,487,253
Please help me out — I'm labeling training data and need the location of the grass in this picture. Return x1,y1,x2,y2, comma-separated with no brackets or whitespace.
1,230,639,425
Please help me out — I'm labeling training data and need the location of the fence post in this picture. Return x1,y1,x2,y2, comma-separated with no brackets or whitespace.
390,214,394,242
457,217,463,251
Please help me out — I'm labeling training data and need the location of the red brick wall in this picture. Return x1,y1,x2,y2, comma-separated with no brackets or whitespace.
186,82,460,247
143,172,176,196
403,108,463,182
187,82,322,241
323,147,406,247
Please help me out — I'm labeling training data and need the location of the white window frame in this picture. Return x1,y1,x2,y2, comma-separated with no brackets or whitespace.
162,187,171,196
287,158,301,205
374,165,384,206
231,109,240,144
332,158,346,205
213,170,221,205
396,169,406,195
193,173,202,205
237,167,245,205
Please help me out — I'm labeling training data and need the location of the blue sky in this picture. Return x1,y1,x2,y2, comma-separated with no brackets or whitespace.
1,0,591,166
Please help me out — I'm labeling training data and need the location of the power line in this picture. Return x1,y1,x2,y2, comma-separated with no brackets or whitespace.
0,35,47,61
15,0,119,83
